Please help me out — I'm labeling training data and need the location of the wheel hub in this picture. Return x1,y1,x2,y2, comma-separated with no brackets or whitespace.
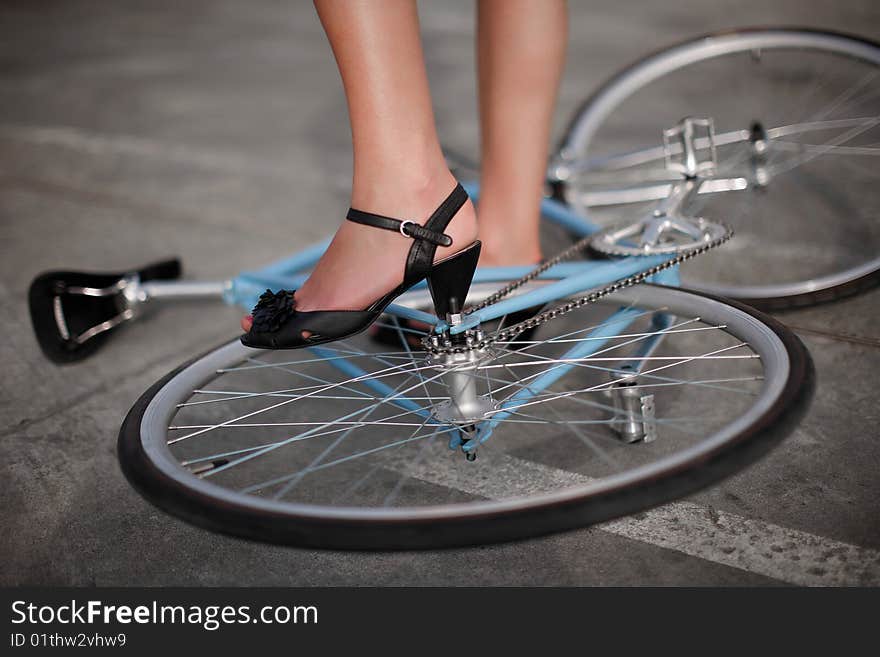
428,332,498,424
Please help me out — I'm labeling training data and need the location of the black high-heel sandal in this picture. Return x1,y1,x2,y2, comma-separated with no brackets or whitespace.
241,183,480,350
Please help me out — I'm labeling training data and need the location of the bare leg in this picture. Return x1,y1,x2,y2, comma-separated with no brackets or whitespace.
476,0,567,266
243,0,477,331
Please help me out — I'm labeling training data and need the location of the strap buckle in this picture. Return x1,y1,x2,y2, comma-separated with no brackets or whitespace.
399,220,415,238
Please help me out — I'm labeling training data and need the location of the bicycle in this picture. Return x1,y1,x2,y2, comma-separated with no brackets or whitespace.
552,27,880,308
29,27,878,548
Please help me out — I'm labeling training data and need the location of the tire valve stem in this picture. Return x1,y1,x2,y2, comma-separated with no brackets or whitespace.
187,459,230,477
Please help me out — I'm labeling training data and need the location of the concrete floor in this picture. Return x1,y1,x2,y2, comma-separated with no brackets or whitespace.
1,0,878,585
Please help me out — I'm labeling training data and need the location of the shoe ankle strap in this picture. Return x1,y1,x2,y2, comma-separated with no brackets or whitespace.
345,183,468,248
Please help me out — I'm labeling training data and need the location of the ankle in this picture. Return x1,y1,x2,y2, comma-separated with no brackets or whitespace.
351,160,454,221
478,240,542,267
478,224,542,266
476,200,542,266
350,165,477,255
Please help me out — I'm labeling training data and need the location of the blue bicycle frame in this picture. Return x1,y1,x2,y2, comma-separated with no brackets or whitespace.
226,182,679,451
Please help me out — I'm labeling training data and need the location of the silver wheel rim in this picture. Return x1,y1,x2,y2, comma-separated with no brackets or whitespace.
133,284,793,525
560,29,880,302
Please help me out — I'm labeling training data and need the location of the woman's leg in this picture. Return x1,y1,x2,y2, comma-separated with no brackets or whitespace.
243,0,477,330
476,0,567,266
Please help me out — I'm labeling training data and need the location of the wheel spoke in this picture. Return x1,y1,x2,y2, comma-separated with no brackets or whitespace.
201,361,464,476
240,421,458,495
170,358,441,443
490,342,753,417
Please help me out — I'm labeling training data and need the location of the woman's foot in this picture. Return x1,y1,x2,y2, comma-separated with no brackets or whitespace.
477,228,542,268
241,171,478,333
477,244,542,268
474,190,543,268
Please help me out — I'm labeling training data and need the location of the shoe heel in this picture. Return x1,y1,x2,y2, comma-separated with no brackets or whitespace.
427,241,481,320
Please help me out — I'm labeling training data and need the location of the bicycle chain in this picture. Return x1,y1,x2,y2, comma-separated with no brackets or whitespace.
422,223,733,355
465,232,598,314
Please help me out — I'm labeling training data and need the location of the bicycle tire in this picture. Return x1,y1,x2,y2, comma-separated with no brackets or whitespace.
118,284,813,549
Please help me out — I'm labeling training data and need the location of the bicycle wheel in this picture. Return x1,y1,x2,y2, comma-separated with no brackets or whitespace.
555,28,880,309
119,282,812,549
